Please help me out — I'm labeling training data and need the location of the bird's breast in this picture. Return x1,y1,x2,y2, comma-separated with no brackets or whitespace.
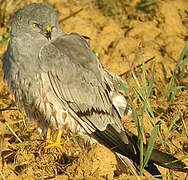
9,71,84,136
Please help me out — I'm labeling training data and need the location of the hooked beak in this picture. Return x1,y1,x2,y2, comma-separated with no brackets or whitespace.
45,25,52,40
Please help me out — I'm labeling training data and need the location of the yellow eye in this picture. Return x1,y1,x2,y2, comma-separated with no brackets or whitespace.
32,23,39,29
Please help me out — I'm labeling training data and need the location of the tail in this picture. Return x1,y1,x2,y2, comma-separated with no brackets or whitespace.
115,144,188,178
143,144,188,173
129,131,188,174
92,124,188,177
116,152,162,178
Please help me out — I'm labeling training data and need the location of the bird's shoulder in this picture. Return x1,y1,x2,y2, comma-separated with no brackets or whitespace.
40,32,102,76
39,32,112,113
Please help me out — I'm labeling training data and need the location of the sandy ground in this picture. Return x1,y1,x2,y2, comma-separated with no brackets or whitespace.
0,0,188,179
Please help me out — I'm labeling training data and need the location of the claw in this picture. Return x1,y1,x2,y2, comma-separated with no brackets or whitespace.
44,128,64,153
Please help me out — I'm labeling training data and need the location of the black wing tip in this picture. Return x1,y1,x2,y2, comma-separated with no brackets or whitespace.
145,146,188,173
161,161,188,173
174,167,188,173
92,124,188,176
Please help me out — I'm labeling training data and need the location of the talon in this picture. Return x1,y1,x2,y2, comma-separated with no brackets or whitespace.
44,129,64,153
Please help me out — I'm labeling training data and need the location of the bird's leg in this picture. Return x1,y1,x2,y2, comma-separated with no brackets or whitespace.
44,129,64,153
45,127,52,142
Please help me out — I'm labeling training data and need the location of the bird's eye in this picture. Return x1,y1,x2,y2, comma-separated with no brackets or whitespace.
32,23,39,29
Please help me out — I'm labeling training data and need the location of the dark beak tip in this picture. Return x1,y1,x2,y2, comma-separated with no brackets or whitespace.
46,32,52,40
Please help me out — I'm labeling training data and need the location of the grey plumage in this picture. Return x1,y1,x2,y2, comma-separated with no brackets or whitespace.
2,3,187,177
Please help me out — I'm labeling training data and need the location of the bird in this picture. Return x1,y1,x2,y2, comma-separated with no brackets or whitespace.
2,3,188,178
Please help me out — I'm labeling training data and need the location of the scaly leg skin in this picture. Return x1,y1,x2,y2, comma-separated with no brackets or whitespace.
44,128,64,153
45,127,52,142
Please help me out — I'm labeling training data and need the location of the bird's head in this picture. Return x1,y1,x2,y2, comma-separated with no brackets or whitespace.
11,3,60,40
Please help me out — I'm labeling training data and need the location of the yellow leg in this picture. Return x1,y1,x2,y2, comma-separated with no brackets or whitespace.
44,129,64,153
46,128,52,142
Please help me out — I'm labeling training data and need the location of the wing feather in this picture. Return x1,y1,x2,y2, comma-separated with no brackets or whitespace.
39,33,124,132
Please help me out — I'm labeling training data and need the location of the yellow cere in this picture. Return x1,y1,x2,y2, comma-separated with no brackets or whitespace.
45,25,51,32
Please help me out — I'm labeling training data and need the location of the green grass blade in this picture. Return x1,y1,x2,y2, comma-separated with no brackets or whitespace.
141,47,147,95
146,64,155,100
143,121,160,168
120,82,140,132
162,155,188,166
0,28,10,44
138,0,155,8
167,41,188,101
178,58,186,83
145,64,155,119
165,113,179,138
